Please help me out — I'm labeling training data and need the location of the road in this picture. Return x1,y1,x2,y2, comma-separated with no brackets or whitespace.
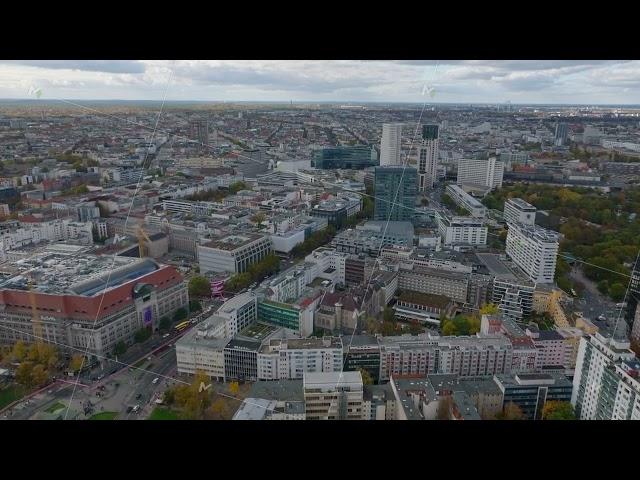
569,266,622,326
1,305,218,420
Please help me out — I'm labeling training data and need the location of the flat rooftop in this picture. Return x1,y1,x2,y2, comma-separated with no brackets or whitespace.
0,250,157,296
507,197,536,211
202,233,266,251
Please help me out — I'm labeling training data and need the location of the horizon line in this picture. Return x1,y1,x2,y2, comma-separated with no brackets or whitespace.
1,98,640,108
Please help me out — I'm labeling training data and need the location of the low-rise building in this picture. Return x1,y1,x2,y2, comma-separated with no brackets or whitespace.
303,371,364,420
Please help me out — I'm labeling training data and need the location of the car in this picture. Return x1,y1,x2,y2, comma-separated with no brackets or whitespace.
136,393,142,400
162,333,170,338
152,378,159,385
132,405,140,413
126,406,133,414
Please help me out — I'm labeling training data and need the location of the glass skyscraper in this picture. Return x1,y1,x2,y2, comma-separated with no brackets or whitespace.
373,166,417,222
312,146,378,170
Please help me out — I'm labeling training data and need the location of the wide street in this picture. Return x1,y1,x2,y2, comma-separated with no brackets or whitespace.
1,303,218,420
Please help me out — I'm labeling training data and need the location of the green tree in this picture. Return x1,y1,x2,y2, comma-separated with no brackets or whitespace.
188,275,211,298
159,317,171,331
542,401,576,420
173,308,188,323
134,327,152,344
608,283,627,302
383,307,395,323
114,341,127,356
190,299,202,312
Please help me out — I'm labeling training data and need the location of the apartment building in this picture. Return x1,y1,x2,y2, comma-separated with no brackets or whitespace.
506,222,559,284
437,215,487,246
257,337,343,380
503,197,536,226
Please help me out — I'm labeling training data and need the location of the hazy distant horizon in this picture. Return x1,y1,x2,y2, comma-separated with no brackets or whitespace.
1,98,640,108
1,60,640,105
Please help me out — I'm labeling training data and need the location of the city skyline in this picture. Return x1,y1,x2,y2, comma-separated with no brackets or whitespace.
1,60,640,104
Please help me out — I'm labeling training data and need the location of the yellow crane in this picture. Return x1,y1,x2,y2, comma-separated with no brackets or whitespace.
136,224,151,258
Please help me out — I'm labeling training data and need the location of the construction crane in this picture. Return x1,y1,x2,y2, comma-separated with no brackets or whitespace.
26,273,44,345
136,224,151,258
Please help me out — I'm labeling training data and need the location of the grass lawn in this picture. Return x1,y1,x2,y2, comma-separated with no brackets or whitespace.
148,407,179,420
45,402,66,413
0,385,26,410
88,411,118,420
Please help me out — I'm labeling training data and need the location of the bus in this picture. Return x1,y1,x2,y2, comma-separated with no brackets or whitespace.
174,320,190,333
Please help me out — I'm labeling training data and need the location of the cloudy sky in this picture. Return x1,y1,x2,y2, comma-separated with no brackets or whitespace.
0,60,638,104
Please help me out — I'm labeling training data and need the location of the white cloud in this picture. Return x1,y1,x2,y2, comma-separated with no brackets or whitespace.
0,60,637,103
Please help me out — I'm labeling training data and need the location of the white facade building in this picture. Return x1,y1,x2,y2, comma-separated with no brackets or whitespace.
572,330,640,420
504,197,536,226
380,123,403,166
457,157,504,190
303,371,364,420
506,223,559,284
418,124,439,191
257,337,343,380
437,214,487,246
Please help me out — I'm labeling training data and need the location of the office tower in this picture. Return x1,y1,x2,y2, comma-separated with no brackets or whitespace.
418,124,439,191
379,123,403,166
506,223,559,284
572,327,640,420
312,146,378,169
555,122,568,147
457,157,504,190
373,166,417,222
190,119,209,151
504,198,537,226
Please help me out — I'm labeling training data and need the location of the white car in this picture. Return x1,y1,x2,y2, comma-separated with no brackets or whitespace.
152,378,159,385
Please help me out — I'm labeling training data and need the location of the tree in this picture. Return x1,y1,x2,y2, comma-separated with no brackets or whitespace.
437,395,453,420
159,317,171,332
69,354,85,373
173,308,188,323
251,212,266,225
15,362,33,387
542,401,576,420
134,327,152,344
357,368,374,385
31,364,49,386
188,275,211,298
229,381,240,395
383,307,395,323
190,299,202,312
479,303,499,315
114,341,127,356
12,340,28,362
496,402,525,420
609,282,627,302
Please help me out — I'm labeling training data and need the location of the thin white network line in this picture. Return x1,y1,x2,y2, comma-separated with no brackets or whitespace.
63,72,173,420
326,64,439,415
0,323,286,417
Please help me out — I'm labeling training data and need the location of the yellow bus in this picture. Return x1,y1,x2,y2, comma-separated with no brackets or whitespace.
174,320,190,332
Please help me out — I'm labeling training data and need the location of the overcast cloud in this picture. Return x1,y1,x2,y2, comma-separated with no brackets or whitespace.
0,60,637,104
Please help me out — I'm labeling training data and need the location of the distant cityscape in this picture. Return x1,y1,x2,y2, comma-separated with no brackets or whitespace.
1,69,640,421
